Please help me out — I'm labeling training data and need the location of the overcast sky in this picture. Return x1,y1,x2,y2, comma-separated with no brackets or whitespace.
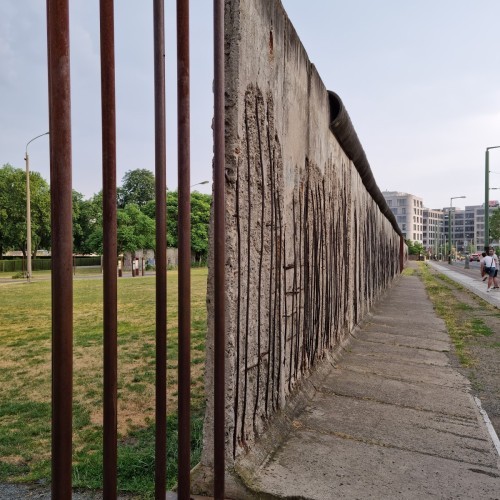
2,1,500,210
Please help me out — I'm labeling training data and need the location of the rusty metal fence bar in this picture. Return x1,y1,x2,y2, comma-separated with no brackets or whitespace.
213,0,226,498
177,0,191,498
47,0,73,498
99,0,118,497
47,1,225,497
153,0,168,498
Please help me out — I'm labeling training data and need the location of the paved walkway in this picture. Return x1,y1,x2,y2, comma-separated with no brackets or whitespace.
427,260,500,308
241,265,500,499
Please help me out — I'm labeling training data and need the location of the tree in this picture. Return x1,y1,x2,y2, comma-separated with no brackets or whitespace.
73,190,103,254
163,190,211,260
190,191,211,260
0,164,50,258
87,203,155,256
406,239,424,256
489,208,500,242
117,204,155,255
118,169,155,208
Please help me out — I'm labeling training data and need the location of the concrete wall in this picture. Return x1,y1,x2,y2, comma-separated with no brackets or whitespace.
198,0,402,489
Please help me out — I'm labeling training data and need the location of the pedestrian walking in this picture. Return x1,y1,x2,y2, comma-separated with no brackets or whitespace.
480,251,487,281
491,247,499,288
484,248,499,291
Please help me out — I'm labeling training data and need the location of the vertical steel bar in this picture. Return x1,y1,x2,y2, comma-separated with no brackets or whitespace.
177,0,191,497
213,0,226,498
47,1,73,498
99,0,118,496
153,0,167,498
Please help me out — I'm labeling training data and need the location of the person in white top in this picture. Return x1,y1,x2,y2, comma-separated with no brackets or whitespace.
492,248,499,288
484,248,499,291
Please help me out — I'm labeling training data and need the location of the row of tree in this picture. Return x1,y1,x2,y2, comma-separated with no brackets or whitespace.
0,165,211,261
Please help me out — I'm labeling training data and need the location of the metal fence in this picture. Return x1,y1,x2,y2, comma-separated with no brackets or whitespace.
46,1,225,499
0,256,101,273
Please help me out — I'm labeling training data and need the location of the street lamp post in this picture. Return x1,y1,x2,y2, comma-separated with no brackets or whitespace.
25,132,49,282
485,146,500,250
448,195,466,264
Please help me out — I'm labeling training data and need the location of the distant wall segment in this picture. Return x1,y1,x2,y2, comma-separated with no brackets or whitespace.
201,0,405,483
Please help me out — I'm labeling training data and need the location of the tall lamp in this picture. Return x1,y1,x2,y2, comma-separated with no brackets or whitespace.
448,195,466,264
25,132,49,282
485,146,500,250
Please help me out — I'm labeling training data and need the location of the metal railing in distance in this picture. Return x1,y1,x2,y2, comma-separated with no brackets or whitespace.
213,0,226,498
47,0,74,498
99,0,118,496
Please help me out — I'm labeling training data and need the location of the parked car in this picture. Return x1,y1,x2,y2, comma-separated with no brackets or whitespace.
469,253,480,262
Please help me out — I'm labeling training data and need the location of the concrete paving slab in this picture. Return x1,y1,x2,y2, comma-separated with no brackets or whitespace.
365,314,447,333
361,320,450,342
339,356,468,389
300,393,496,468
319,367,478,420
251,430,500,500
347,339,451,366
355,330,450,351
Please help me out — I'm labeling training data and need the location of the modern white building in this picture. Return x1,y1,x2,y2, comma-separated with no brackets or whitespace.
423,208,445,256
382,191,424,243
383,189,499,255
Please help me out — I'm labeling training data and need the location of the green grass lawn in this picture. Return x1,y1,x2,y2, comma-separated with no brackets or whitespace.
0,268,208,497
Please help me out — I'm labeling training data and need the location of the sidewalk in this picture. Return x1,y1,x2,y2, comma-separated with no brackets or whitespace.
427,260,500,308
238,265,500,499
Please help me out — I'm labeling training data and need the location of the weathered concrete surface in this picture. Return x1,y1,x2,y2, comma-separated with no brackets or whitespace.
232,271,500,499
198,2,403,488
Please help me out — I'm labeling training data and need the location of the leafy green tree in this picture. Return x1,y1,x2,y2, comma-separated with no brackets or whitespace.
73,190,103,254
117,204,155,254
406,239,424,256
118,169,155,208
489,208,500,242
0,163,50,258
153,190,211,259
87,203,155,256
190,191,211,259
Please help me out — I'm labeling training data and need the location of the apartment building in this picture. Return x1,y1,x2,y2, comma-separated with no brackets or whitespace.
424,205,483,255
383,190,500,253
423,208,444,255
382,191,424,243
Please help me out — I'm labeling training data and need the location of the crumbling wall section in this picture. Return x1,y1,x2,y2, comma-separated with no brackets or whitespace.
200,0,402,480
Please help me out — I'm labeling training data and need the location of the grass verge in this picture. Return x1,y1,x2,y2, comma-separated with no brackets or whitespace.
418,263,495,367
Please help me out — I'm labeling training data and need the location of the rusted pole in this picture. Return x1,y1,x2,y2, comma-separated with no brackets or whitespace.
213,0,226,498
99,0,118,496
153,0,167,498
47,0,73,497
177,0,191,497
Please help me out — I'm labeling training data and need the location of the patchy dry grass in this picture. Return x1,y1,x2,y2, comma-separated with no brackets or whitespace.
0,268,208,495
419,263,496,367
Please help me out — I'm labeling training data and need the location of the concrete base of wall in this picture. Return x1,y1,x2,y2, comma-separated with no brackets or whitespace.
191,301,384,498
